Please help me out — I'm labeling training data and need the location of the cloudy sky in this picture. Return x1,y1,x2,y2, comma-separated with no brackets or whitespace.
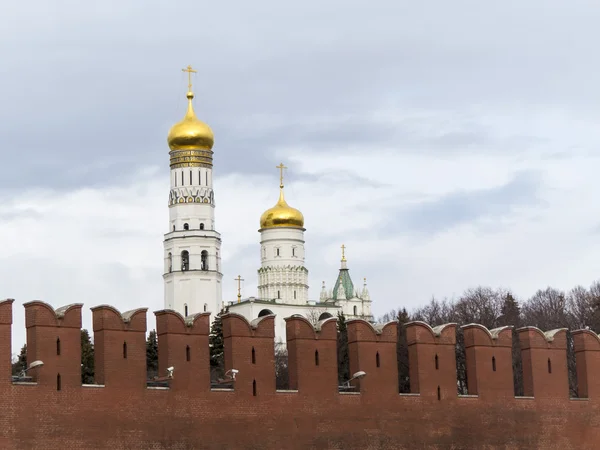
2,1,600,352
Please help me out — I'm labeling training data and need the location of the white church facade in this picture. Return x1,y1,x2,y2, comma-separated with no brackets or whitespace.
163,67,373,344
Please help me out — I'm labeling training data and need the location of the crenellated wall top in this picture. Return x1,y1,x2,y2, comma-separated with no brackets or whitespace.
155,309,210,335
24,301,83,329
405,321,457,345
517,326,568,350
0,299,14,325
462,324,513,348
91,305,148,332
285,314,337,341
222,312,275,339
571,329,600,352
347,319,397,343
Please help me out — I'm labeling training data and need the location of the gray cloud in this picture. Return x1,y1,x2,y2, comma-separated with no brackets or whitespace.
393,170,543,235
2,1,599,190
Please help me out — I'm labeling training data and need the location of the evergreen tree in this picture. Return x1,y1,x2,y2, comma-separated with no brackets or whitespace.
12,344,27,376
396,308,411,393
209,309,226,380
499,293,524,396
81,329,95,384
337,311,349,386
146,330,158,379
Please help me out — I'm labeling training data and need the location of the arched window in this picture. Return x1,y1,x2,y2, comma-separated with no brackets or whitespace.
292,247,296,257
200,223,204,230
315,350,319,366
186,345,191,362
172,225,175,231
183,223,189,231
56,337,61,356
277,290,281,299
548,358,552,374
57,373,61,391
492,356,496,372
353,305,357,315
276,248,280,256
437,386,441,401
181,251,190,271
123,341,128,359
376,351,380,368
252,347,256,364
189,170,192,185
184,304,188,317
253,379,257,396
201,250,208,271
435,354,439,370
294,290,297,299
203,303,207,312
318,312,333,321
258,309,273,317
168,253,172,273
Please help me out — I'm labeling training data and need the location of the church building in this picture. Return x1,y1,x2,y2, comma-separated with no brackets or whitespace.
163,67,373,344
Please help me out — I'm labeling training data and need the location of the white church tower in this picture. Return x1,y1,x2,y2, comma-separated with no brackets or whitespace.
257,164,308,304
163,66,222,317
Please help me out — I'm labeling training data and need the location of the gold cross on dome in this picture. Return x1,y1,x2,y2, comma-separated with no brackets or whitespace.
276,163,287,188
341,244,346,261
235,275,244,303
182,65,197,91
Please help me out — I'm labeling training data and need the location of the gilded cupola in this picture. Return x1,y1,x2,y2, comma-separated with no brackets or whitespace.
167,65,214,169
259,163,305,230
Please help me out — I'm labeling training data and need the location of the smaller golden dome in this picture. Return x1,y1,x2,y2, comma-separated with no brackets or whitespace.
260,188,304,229
167,92,214,150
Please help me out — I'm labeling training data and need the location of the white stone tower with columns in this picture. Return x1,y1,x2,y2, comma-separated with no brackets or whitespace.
225,164,374,344
163,66,222,318
257,163,309,304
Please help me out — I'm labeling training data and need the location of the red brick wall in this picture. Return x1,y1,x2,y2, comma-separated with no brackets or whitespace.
285,315,337,396
155,310,210,392
3,300,600,449
463,324,514,398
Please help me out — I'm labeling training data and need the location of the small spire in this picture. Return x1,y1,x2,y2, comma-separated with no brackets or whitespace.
276,162,287,189
182,65,198,116
340,244,348,269
182,65,198,94
320,281,327,302
361,277,370,301
235,275,244,303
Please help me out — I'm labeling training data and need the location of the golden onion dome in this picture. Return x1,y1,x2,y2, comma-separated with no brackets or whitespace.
260,187,304,229
167,92,214,150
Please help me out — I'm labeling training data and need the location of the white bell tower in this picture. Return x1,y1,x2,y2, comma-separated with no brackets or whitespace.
257,163,308,304
163,65,222,318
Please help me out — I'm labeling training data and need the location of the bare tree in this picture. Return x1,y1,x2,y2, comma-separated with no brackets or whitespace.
274,342,289,390
567,285,594,330
412,296,457,325
305,307,323,326
522,287,577,397
455,286,503,328
522,287,571,329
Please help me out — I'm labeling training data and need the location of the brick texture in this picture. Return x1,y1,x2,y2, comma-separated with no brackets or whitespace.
1,302,599,449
